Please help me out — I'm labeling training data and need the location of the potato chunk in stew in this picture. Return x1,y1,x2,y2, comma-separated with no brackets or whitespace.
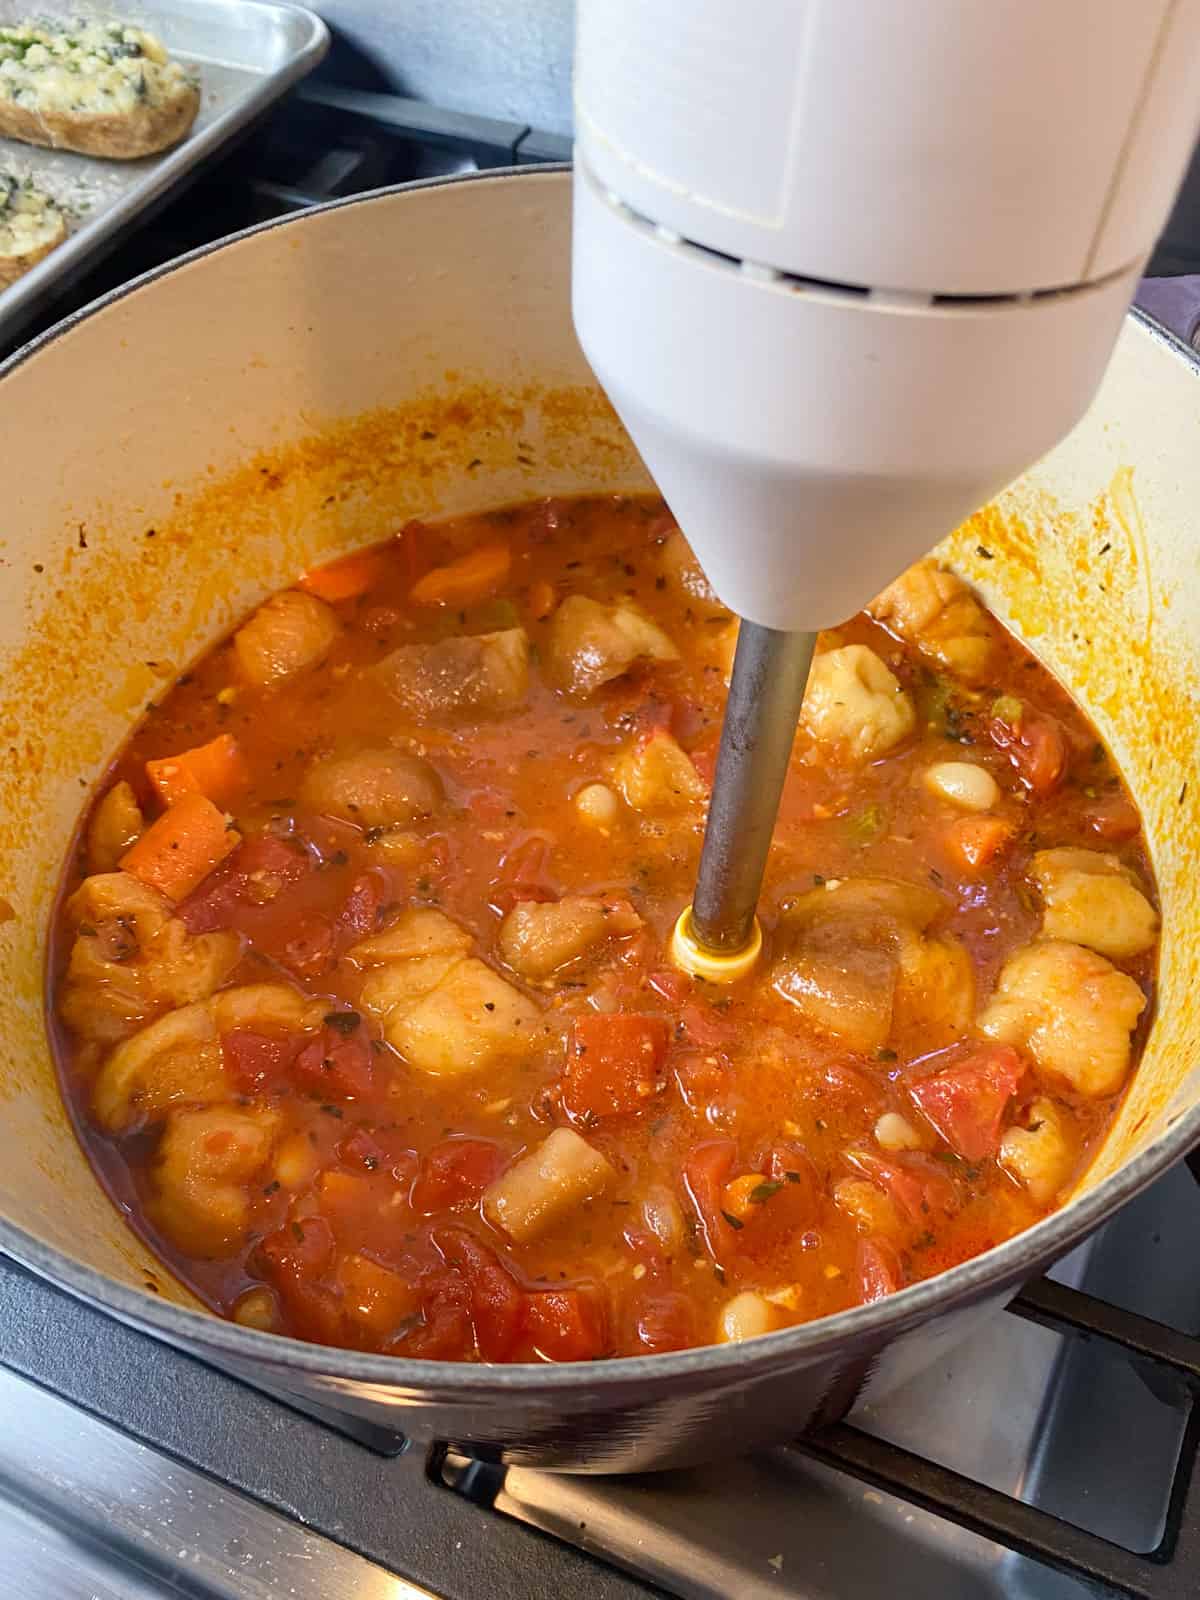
234,590,340,687
60,872,241,1045
544,595,678,697
49,494,1159,1365
611,730,706,815
869,558,993,683
373,627,530,718
483,1127,615,1243
1000,1097,1078,1205
154,1104,281,1255
300,748,444,831
352,907,542,1075
772,878,972,1054
498,895,642,982
801,645,915,763
87,780,144,873
1030,848,1158,960
979,941,1147,1097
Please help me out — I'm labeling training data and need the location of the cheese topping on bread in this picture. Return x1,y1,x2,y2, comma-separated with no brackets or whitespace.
0,172,63,256
0,18,192,117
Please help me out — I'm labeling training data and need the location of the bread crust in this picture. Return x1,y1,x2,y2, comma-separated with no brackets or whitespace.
0,203,67,287
0,79,199,159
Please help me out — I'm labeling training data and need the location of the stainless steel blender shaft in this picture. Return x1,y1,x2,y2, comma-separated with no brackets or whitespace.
689,623,817,954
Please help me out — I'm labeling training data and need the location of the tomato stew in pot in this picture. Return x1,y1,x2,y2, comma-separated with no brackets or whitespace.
48,495,1159,1362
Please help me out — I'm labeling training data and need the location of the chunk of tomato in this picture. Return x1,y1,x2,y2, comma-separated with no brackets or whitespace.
336,1125,417,1184
524,1285,609,1362
563,1013,670,1122
280,911,335,977
989,710,1068,797
682,1139,739,1263
292,1026,374,1101
252,1215,341,1342
431,1227,524,1361
673,1048,733,1117
1082,791,1141,843
177,833,313,933
398,1265,474,1360
221,1028,305,1094
645,968,690,1006
844,1149,958,1222
857,1237,903,1304
338,872,385,942
411,1138,505,1213
908,1044,1025,1161
632,1289,695,1354
677,1000,737,1050
256,1213,337,1280
488,835,557,915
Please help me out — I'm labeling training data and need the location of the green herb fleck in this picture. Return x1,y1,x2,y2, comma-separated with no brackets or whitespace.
750,1181,784,1204
846,804,885,847
721,1209,744,1231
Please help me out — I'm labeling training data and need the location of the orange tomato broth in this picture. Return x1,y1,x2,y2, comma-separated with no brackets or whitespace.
48,494,1157,1362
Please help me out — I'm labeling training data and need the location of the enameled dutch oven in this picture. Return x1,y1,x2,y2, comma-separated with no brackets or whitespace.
1,169,1198,1471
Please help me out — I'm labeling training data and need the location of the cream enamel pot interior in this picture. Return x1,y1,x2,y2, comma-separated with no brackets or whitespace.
1,169,1199,1473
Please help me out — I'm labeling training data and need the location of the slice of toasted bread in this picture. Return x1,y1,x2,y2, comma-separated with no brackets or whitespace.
0,173,67,289
0,19,200,160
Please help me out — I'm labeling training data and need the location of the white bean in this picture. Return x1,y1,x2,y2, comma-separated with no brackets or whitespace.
874,1111,924,1152
575,782,620,828
718,1291,776,1343
923,761,999,812
233,1287,279,1331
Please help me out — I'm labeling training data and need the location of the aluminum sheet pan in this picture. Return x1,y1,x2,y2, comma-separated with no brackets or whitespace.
0,0,329,341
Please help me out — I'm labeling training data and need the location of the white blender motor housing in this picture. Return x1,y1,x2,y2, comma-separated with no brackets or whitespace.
573,0,1200,631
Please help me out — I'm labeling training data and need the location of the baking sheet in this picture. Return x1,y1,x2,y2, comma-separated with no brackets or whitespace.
0,0,329,342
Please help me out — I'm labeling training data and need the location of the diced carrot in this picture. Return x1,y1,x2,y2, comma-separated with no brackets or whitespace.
527,579,556,620
722,1173,766,1222
146,733,249,809
944,814,1015,875
338,1253,419,1337
409,541,511,607
297,546,391,604
120,792,241,902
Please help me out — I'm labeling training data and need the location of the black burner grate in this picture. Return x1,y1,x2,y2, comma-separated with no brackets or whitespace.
789,1278,1200,1600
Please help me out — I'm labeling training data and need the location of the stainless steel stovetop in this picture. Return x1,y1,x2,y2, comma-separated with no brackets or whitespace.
5,73,1200,1600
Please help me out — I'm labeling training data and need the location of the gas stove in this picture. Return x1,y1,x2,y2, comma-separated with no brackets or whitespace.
5,79,1200,1600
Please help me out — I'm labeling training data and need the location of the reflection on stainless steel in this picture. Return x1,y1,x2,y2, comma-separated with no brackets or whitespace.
691,623,817,956
0,1365,436,1600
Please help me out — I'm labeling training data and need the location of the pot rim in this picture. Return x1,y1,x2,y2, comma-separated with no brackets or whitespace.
3,165,1197,1394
